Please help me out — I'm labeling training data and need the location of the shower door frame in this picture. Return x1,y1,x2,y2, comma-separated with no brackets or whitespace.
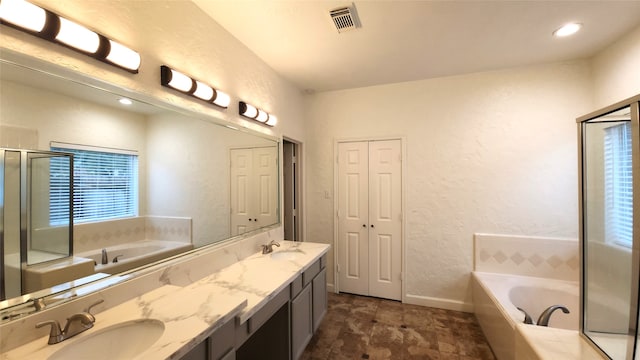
577,94,640,360
0,148,74,301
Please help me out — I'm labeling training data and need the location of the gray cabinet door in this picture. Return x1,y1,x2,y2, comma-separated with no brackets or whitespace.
291,284,313,360
312,268,327,333
180,340,208,360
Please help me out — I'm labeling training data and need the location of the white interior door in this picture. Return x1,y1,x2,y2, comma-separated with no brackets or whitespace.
230,147,278,236
230,148,252,236
337,142,369,296
337,140,402,301
252,147,278,228
368,140,402,300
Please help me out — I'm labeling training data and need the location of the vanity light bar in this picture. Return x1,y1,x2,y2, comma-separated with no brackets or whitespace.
239,101,278,127
0,0,141,73
160,65,231,108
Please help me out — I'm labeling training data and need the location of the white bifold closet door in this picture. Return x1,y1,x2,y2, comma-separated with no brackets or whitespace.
230,147,278,236
337,140,402,301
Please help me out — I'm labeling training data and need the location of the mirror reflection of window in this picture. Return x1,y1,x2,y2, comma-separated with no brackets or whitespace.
603,122,632,248
50,143,139,224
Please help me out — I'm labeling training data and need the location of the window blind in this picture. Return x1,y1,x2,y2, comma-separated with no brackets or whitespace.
50,145,138,224
604,122,633,247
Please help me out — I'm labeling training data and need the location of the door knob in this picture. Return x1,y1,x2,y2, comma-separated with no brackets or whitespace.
362,224,366,228
371,224,375,228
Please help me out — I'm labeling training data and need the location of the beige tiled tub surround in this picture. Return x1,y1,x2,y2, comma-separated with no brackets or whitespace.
474,233,579,281
74,215,192,253
75,240,192,275
71,216,194,275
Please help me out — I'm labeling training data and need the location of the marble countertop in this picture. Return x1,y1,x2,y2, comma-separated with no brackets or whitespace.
191,240,330,324
1,285,247,360
1,240,330,359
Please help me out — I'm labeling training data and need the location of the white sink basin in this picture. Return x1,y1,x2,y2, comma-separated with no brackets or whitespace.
48,319,164,360
270,251,301,260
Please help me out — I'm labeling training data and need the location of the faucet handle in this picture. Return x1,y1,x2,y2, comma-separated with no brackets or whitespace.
36,320,64,344
85,299,104,316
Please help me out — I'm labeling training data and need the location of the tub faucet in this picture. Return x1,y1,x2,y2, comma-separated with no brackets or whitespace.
261,240,280,254
101,248,108,265
537,305,570,327
516,307,535,325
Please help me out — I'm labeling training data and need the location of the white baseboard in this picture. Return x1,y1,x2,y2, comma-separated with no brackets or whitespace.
404,293,474,313
327,283,335,293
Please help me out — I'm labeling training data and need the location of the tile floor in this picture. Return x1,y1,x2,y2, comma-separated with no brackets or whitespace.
301,292,496,360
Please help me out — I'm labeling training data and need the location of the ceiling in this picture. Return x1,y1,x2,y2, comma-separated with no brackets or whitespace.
193,1,640,93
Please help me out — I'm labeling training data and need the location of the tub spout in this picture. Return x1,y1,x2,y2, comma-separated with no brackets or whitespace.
101,249,108,265
516,307,535,325
537,305,570,327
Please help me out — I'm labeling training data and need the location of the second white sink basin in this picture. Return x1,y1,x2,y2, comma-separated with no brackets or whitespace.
48,319,164,360
270,251,302,261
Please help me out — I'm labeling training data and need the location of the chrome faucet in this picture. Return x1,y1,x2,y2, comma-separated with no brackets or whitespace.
35,299,104,344
101,249,108,265
537,305,570,327
261,240,281,254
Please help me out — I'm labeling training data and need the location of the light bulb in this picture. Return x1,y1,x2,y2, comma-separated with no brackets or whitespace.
213,90,230,108
167,69,193,92
193,81,214,101
106,40,141,71
266,115,278,126
0,0,46,32
242,103,258,118
55,17,100,53
256,110,269,123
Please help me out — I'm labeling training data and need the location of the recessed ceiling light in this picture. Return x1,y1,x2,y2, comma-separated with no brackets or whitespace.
118,98,133,105
553,23,582,37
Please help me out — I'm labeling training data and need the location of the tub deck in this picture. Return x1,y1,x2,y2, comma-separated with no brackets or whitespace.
472,271,604,359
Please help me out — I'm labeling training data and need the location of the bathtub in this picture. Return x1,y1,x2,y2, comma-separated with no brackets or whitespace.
472,272,579,359
76,240,193,275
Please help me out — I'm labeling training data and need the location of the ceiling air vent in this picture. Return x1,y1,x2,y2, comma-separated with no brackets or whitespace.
330,6,360,33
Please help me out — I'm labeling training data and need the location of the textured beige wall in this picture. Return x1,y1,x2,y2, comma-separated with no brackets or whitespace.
305,61,593,310
591,24,640,108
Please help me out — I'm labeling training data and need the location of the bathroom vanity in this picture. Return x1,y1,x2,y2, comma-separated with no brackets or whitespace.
0,240,330,360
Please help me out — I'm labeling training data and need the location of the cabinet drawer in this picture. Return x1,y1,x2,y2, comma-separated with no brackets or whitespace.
235,286,289,347
302,259,321,287
290,274,303,299
210,317,235,360
319,254,327,269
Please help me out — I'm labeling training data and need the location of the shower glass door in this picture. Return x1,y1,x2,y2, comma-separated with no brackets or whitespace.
26,151,73,265
580,98,639,360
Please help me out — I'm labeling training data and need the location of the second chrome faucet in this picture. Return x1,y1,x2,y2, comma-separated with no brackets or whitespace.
35,299,104,345
261,240,280,254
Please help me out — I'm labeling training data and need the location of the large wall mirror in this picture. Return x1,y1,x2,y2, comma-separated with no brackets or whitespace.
0,56,280,318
